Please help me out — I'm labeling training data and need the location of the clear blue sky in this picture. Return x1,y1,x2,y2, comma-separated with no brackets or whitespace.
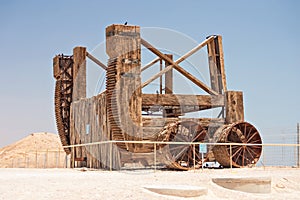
0,0,299,147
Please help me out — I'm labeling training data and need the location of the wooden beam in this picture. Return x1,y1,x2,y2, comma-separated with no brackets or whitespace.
207,36,227,94
141,38,218,95
141,57,160,72
142,94,224,107
225,91,244,123
73,46,86,101
216,36,227,92
142,65,173,88
175,36,214,63
86,51,107,70
164,54,173,94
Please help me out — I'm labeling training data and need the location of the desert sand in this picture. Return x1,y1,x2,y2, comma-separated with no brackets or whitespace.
0,167,299,200
0,134,299,199
0,133,65,168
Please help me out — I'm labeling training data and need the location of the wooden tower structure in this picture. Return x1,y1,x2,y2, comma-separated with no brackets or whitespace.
53,24,262,170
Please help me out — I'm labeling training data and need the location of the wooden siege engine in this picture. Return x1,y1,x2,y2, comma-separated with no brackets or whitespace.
53,24,262,170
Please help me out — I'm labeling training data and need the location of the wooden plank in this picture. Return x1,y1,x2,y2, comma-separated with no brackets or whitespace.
175,36,214,63
207,38,221,93
206,36,227,94
141,38,218,95
142,94,224,107
159,59,163,94
86,51,107,70
225,91,244,123
216,36,227,92
142,117,225,129
164,54,173,94
141,57,160,72
73,46,86,101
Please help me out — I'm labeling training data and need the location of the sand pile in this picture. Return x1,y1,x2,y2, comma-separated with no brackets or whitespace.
0,132,66,168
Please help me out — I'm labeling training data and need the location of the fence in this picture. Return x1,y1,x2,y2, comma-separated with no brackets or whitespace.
65,140,300,170
1,149,69,168
3,142,299,170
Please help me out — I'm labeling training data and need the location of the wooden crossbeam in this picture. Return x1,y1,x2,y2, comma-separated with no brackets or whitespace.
86,51,107,70
141,57,160,72
141,38,218,95
142,94,224,107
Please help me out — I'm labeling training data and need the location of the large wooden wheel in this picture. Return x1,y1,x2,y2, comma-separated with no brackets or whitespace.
167,121,208,170
213,122,262,168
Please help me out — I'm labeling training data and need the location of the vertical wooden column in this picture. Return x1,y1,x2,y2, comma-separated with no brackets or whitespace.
164,54,173,94
207,35,227,94
106,24,142,151
225,91,244,124
72,47,86,166
73,46,86,101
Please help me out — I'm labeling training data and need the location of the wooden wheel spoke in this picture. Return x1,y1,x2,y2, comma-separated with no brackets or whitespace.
195,151,202,160
250,145,262,149
249,138,261,144
227,145,240,150
243,124,247,137
174,146,189,161
231,146,243,158
242,149,245,166
234,148,244,164
246,126,254,140
247,131,259,142
169,144,187,152
247,146,261,156
245,147,255,160
175,134,188,142
191,128,198,140
192,130,205,142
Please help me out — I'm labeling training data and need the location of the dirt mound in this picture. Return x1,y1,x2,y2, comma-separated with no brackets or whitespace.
0,132,65,168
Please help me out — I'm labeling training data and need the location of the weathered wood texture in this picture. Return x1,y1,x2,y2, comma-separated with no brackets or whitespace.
142,117,225,129
164,54,173,94
142,94,224,107
73,47,86,101
225,91,244,123
207,35,227,94
53,55,73,154
53,56,60,80
70,92,121,169
106,24,142,152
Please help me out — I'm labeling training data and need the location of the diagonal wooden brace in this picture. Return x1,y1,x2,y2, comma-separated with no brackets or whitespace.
141,37,218,95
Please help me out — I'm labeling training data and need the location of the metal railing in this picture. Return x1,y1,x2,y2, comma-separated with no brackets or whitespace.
63,141,300,171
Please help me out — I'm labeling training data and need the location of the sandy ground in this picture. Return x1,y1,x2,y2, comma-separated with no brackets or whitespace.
0,167,299,200
0,133,65,168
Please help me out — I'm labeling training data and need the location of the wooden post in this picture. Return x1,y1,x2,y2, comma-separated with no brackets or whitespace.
225,91,244,124
106,24,142,151
73,46,86,101
159,59,163,94
164,54,173,94
207,35,227,94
